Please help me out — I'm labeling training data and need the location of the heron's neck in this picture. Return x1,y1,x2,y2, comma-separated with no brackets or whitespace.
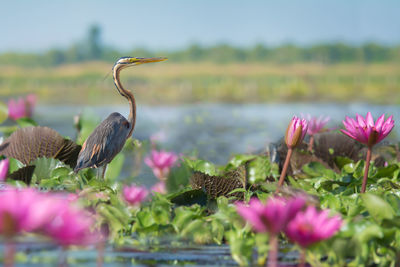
113,67,136,138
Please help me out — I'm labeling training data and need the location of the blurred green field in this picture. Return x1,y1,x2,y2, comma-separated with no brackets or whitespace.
0,61,399,105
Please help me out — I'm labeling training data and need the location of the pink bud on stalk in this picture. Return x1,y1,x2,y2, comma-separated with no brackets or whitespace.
122,185,149,206
144,149,178,180
285,116,308,149
7,94,37,120
277,116,308,192
0,158,9,181
341,112,394,193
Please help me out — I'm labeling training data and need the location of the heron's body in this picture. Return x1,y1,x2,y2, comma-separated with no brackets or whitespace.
74,112,130,172
74,57,166,177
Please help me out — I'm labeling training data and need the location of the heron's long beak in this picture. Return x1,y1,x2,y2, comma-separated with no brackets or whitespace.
129,57,168,65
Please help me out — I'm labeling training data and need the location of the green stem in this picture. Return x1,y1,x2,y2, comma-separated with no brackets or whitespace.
276,148,293,193
267,234,278,267
96,241,105,267
298,248,306,267
361,147,372,193
308,135,314,153
4,240,15,267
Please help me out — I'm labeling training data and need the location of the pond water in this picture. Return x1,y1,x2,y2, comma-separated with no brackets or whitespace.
33,102,400,187
3,241,299,266
36,102,400,165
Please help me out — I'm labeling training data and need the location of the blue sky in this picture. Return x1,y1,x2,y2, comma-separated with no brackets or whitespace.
1,0,399,52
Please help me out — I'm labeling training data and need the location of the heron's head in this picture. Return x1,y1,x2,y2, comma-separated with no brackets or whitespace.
113,57,167,71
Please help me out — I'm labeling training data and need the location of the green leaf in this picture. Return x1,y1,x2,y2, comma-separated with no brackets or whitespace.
7,158,25,173
225,154,256,171
335,156,353,170
0,102,8,124
16,118,38,128
361,193,395,222
357,223,384,243
32,158,66,182
105,153,125,181
247,156,270,184
184,158,219,176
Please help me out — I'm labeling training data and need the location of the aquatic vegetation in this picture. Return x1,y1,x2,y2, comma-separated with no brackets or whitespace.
7,94,36,120
1,98,400,266
277,116,308,190
341,112,394,193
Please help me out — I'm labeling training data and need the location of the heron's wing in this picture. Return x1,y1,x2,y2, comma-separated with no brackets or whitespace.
75,113,130,171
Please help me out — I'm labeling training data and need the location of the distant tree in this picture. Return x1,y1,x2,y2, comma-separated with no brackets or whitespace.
87,24,103,60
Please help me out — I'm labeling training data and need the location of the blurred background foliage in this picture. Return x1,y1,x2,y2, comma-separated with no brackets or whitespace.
1,26,399,105
1,25,399,66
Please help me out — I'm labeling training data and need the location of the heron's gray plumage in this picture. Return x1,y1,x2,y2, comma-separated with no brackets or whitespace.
74,57,166,177
74,112,131,172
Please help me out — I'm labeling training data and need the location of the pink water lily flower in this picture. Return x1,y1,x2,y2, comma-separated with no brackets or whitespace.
341,112,394,147
236,196,305,234
341,112,394,193
122,185,149,206
7,94,37,120
151,181,167,194
285,116,308,148
45,204,98,246
304,115,330,136
0,188,65,235
236,196,305,267
0,158,9,181
144,149,178,180
285,206,342,248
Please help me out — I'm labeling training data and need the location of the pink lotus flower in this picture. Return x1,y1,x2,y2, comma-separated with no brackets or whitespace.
45,204,98,246
7,94,37,120
0,188,65,235
285,116,308,148
341,112,394,147
122,185,149,205
304,115,330,135
0,158,9,181
236,197,305,234
151,181,167,194
144,149,178,180
285,206,342,248
341,112,394,193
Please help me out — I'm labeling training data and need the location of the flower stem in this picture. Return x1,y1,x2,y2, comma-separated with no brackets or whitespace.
276,147,293,192
361,147,372,193
308,135,314,152
96,241,105,267
298,248,306,267
267,234,278,267
4,240,15,267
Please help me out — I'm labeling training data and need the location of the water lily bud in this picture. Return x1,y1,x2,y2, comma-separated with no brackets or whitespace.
285,116,308,148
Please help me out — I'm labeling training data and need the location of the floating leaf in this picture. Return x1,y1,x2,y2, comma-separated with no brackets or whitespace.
0,126,81,168
362,193,395,223
190,171,244,199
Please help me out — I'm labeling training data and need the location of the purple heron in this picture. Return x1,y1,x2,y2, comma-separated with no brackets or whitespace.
74,57,167,178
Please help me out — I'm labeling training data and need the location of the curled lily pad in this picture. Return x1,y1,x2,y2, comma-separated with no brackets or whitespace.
0,126,81,168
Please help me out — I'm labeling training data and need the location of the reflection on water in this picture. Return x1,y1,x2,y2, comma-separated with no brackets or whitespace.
36,103,400,165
